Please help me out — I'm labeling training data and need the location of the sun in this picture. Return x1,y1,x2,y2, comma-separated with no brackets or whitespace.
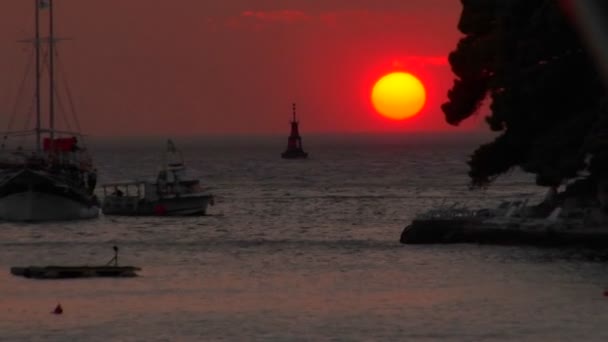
371,72,426,120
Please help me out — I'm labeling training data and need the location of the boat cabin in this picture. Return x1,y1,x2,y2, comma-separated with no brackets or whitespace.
101,181,148,213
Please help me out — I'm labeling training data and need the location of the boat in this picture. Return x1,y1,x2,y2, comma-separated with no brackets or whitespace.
101,140,214,216
281,103,309,159
0,0,99,221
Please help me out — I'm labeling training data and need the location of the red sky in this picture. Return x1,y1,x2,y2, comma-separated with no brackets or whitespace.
0,0,481,136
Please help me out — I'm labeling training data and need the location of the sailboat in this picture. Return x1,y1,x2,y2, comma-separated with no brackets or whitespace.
281,103,309,159
0,0,99,221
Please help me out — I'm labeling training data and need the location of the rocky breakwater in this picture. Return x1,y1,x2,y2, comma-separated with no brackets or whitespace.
400,200,608,247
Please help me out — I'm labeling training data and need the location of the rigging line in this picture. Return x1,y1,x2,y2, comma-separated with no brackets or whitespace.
52,48,72,132
36,44,53,92
18,96,37,149
54,80,73,132
40,45,50,76
6,47,36,133
55,48,82,134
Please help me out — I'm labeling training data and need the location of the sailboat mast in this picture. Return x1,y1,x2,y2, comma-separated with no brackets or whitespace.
48,0,55,140
34,0,41,151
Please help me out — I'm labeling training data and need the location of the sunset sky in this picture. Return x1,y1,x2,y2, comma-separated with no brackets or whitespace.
0,0,481,136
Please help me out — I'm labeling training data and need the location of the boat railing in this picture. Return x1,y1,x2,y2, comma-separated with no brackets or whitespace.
0,129,86,138
102,181,146,200
415,200,508,220
0,148,92,170
0,151,30,166
416,206,479,220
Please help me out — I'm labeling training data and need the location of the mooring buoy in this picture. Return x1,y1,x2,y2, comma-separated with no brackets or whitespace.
52,304,63,315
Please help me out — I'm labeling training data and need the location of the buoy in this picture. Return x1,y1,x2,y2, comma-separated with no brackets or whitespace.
52,304,63,315
280,102,309,159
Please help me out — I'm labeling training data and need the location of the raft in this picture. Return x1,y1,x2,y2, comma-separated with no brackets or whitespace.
10,265,141,279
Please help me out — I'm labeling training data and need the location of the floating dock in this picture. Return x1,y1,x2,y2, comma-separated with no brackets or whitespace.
11,246,141,279
10,265,141,279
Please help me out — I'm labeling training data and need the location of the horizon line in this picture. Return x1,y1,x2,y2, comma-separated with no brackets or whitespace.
86,129,492,140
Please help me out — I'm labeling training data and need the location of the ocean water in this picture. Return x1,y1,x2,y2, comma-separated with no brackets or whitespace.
2,133,608,341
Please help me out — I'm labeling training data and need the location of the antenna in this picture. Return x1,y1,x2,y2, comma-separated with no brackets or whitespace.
292,102,296,122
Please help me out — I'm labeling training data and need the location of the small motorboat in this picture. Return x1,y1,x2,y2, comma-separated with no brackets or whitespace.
101,140,214,216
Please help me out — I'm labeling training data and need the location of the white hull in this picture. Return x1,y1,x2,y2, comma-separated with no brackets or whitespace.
0,190,99,222
102,194,211,216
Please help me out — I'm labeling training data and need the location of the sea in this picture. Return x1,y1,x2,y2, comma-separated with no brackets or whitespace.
2,133,608,341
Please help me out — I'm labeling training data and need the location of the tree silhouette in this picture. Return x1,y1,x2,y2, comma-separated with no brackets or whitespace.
443,0,607,193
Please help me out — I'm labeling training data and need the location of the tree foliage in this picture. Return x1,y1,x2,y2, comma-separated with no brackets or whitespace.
443,0,608,189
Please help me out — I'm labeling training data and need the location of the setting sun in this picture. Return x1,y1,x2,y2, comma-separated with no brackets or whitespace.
371,72,426,120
